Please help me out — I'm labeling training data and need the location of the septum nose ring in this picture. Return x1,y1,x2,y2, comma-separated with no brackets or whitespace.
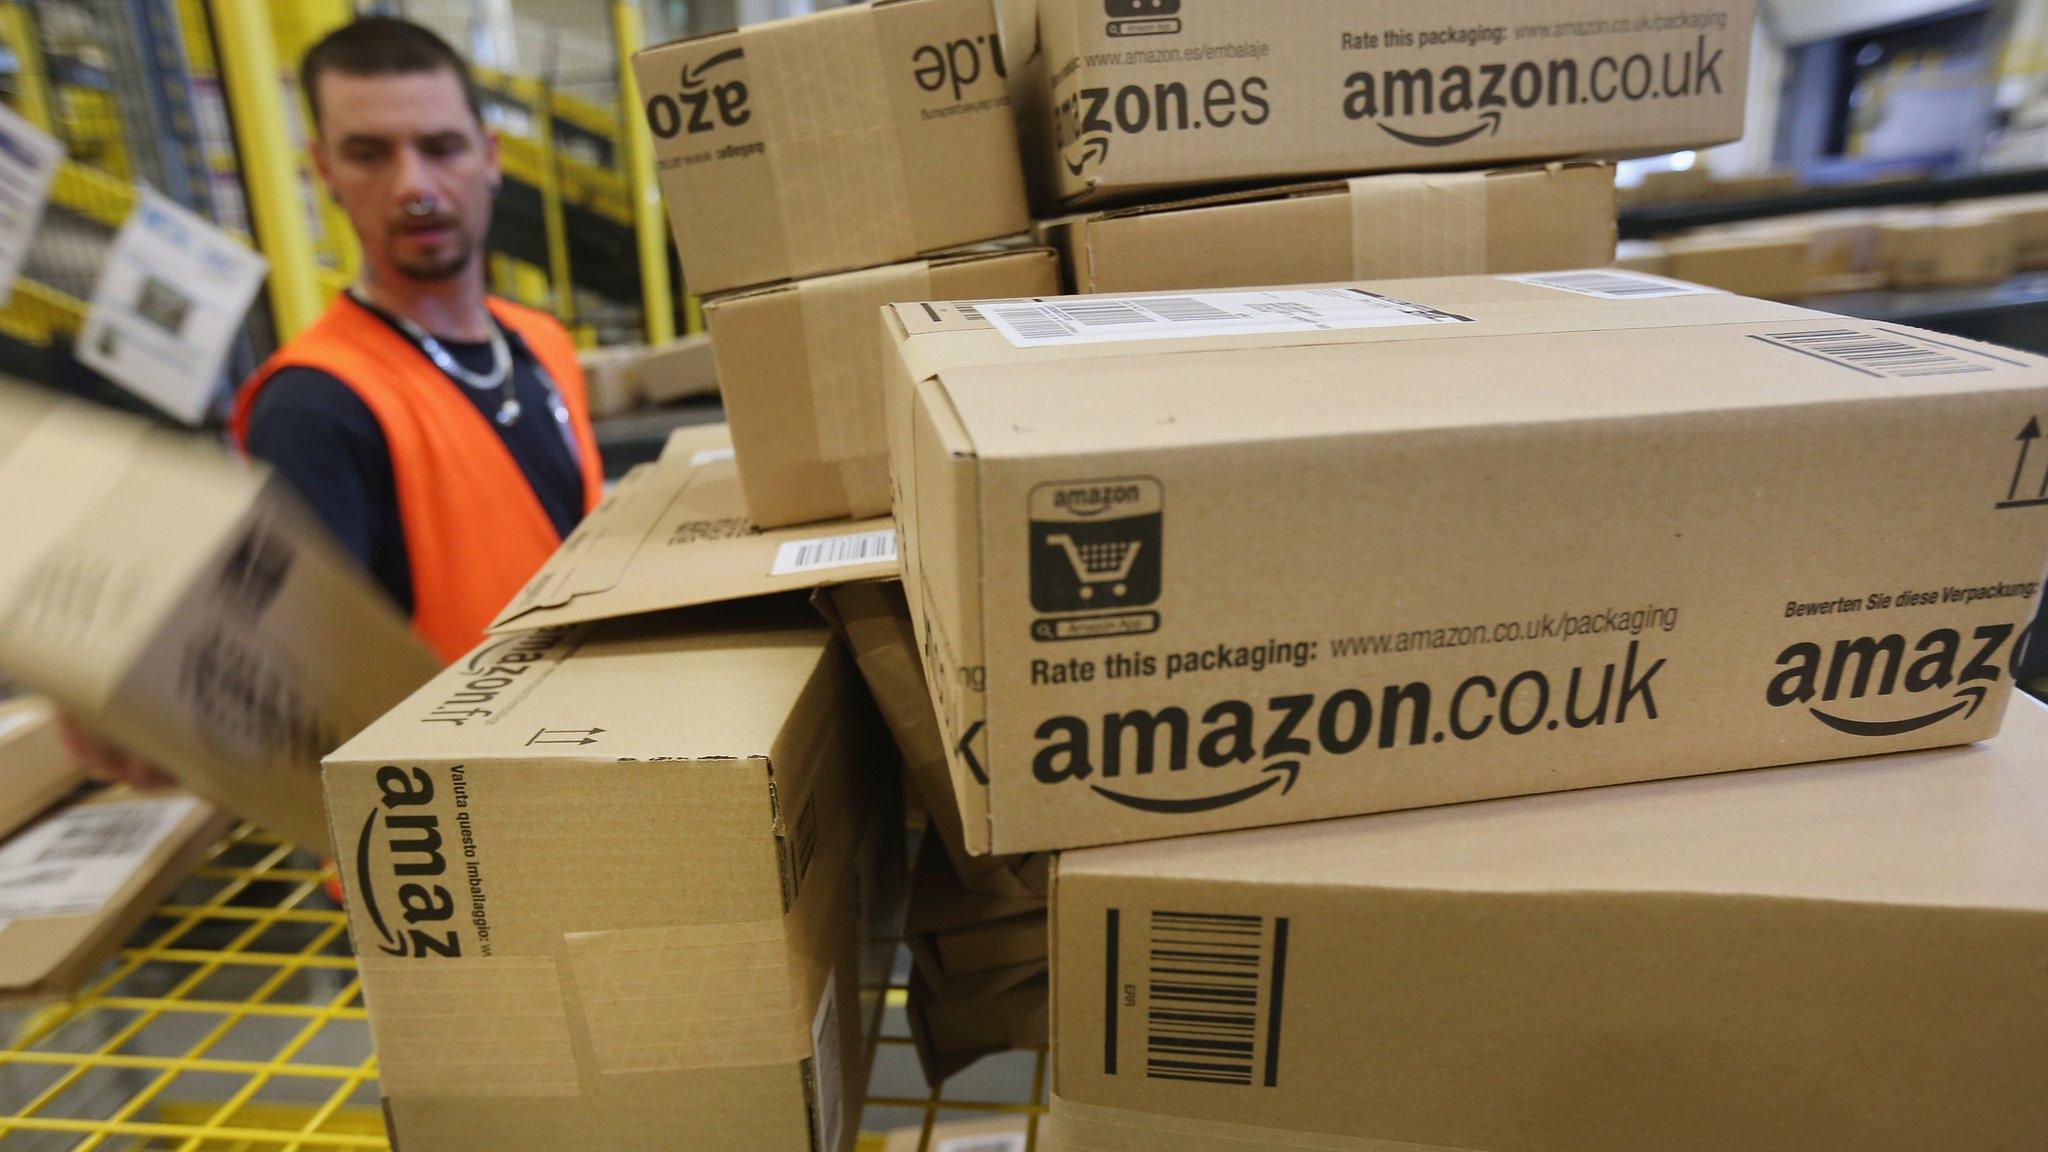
403,196,437,217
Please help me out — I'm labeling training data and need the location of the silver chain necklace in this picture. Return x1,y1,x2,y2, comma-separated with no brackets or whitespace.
350,288,522,426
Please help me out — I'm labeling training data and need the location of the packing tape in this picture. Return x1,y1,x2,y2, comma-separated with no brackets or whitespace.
1349,174,1488,279
359,956,582,1098
1050,1095,1493,1152
562,918,810,1073
750,12,918,277
797,262,930,514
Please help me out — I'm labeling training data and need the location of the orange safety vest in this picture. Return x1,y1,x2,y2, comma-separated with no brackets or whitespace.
230,294,602,664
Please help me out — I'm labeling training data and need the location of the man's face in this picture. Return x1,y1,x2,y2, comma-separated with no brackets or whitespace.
310,68,499,284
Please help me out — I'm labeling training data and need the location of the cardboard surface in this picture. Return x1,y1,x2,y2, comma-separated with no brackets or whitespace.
0,696,84,844
1049,696,2048,1152
634,0,1031,294
1044,163,1615,295
816,580,1046,898
884,274,2048,854
326,601,894,1152
905,833,1047,990
908,962,1049,1084
708,248,1059,527
579,336,722,417
1883,210,2018,290
1033,0,1753,205
0,785,229,1006
0,391,439,853
1661,229,1809,299
1973,191,2048,271
490,424,896,634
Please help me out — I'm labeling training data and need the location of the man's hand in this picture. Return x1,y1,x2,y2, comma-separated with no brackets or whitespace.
56,715,176,790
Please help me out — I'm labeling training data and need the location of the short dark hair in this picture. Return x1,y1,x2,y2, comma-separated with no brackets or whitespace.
299,17,482,132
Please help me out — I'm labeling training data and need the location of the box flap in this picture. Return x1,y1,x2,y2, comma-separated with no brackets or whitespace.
490,425,895,634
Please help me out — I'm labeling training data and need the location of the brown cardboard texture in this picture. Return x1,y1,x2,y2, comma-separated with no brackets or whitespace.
633,0,1030,295
1661,229,1808,299
632,333,721,405
815,579,1047,898
578,344,648,419
708,247,1059,527
1049,695,2048,1152
325,600,891,1152
905,833,1046,990
1882,209,2018,289
0,697,84,844
883,273,2048,855
907,962,1049,1083
0,392,439,853
490,425,895,634
1045,163,1615,295
0,786,229,1005
1974,192,2048,270
1034,0,1753,205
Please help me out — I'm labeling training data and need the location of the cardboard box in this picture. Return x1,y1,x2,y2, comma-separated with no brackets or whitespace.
707,248,1060,527
816,579,1047,899
1973,192,2048,270
1882,210,2018,290
325,600,892,1152
0,696,84,843
1033,0,1753,205
906,833,1047,990
633,0,1031,295
578,344,648,419
633,333,721,406
1707,169,1800,200
883,273,2048,854
882,1115,1037,1152
1041,163,1614,295
0,786,229,1005
0,392,439,853
489,424,897,635
1661,229,1809,299
1047,695,2048,1152
908,962,1049,1083
1618,164,1715,210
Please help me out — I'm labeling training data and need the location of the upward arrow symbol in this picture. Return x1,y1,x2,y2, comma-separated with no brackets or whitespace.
2011,417,2040,503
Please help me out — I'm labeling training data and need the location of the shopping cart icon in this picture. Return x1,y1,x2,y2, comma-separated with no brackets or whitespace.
1029,478,1162,615
1046,533,1142,600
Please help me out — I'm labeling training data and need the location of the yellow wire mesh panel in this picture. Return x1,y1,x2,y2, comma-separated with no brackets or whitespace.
0,826,1047,1152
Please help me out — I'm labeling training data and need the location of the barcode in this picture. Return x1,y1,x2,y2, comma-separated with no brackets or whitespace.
1131,296,1236,322
985,303,1073,341
955,304,984,321
1755,328,1993,378
1143,910,1289,1087
936,1136,1028,1152
1503,269,1714,299
769,529,898,577
31,806,167,865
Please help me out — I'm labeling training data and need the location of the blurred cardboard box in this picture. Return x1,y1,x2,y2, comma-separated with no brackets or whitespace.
1973,192,2048,270
1619,165,1715,210
816,579,1046,899
1881,210,2016,290
1661,229,1808,299
0,389,438,853
906,833,1046,991
326,600,894,1152
882,1115,1037,1152
1708,169,1799,200
0,696,84,843
1611,238,1668,275
0,786,228,1005
578,335,721,418
707,248,1059,527
1049,696,2048,1152
908,961,1048,1083
633,0,1030,294
883,274,2048,854
1040,163,1614,295
1031,0,1754,206
489,425,895,636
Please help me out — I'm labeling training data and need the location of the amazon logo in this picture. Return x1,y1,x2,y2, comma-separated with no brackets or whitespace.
1767,625,2013,737
645,46,749,139
1055,76,1269,177
350,766,460,959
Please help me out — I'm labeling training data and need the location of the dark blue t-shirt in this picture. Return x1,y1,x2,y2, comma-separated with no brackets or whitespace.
244,298,587,615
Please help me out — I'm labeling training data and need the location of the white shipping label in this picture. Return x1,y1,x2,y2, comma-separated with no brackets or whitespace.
978,288,1469,348
77,187,269,425
0,102,63,301
1499,269,1721,300
688,446,736,466
937,1135,1029,1152
810,972,845,1152
771,529,898,577
0,797,200,930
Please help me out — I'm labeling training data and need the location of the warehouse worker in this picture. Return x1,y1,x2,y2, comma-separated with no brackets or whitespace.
228,17,602,663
